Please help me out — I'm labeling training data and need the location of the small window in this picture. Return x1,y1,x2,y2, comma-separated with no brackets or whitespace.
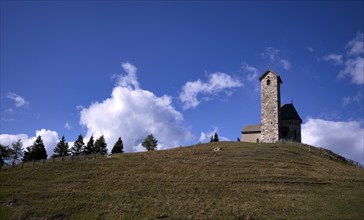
267,79,271,85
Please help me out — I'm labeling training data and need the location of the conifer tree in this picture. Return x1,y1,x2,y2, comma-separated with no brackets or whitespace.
111,137,124,154
53,135,70,157
23,135,47,161
210,132,219,143
11,139,23,165
84,136,95,155
0,144,12,166
71,135,85,155
142,134,158,151
213,132,219,142
95,135,107,155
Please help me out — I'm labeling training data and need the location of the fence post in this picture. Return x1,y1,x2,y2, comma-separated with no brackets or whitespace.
32,159,35,167
21,162,24,169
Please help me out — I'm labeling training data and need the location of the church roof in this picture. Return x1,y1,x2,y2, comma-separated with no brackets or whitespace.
259,70,283,84
242,124,261,133
281,104,302,123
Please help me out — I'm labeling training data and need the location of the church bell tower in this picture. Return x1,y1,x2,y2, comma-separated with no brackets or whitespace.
260,70,282,143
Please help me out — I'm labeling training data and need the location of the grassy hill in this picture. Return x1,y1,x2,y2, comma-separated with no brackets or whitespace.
1,142,363,219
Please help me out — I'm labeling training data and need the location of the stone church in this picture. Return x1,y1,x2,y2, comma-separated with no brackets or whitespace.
242,70,302,143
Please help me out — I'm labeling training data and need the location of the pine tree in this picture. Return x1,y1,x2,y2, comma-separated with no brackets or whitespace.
111,137,124,154
210,132,219,143
11,139,23,165
24,135,47,161
53,135,70,158
84,136,95,155
0,144,12,166
213,132,219,142
95,135,108,155
71,135,85,155
23,146,32,162
142,134,158,151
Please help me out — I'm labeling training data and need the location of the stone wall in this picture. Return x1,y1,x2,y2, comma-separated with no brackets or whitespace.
281,119,301,142
242,132,261,143
260,72,281,143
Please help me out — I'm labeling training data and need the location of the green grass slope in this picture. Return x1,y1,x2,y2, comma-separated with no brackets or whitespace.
1,142,363,219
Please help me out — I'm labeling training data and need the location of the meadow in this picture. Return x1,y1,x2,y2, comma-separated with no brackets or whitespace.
1,142,363,219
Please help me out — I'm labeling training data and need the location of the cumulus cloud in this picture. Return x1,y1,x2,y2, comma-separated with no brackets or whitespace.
0,129,59,159
261,47,291,70
80,62,193,153
115,62,140,89
179,72,242,110
6,92,28,107
302,118,364,164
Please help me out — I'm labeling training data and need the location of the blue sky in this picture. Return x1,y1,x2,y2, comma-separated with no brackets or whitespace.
1,1,363,163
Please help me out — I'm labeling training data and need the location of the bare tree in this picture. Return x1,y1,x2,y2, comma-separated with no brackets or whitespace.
11,139,24,165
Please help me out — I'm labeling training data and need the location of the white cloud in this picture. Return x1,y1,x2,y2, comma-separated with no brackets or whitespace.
179,72,242,110
340,33,364,84
339,56,364,85
279,59,291,70
6,92,28,107
321,53,343,65
64,122,72,130
262,47,280,61
306,47,314,53
345,32,364,56
0,129,59,159
342,90,363,106
80,62,193,153
114,62,140,89
302,118,364,164
241,61,259,81
261,47,291,70
322,32,364,85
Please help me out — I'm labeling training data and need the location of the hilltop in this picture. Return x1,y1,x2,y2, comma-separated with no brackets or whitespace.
1,142,363,219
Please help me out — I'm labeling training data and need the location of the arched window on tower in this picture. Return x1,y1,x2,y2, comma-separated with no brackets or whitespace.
267,79,271,85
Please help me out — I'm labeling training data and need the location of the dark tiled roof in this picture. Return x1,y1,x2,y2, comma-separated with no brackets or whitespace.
281,104,302,123
259,70,283,84
242,124,261,133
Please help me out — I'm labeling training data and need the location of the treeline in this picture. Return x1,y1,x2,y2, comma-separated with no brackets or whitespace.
0,134,158,166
